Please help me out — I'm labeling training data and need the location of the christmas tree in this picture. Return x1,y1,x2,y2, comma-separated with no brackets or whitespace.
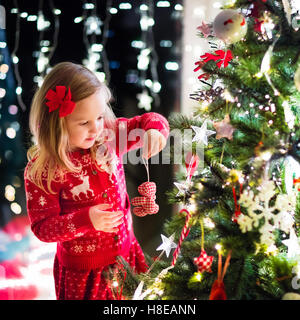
120,0,300,300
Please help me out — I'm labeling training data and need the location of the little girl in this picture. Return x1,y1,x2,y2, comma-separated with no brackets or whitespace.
24,62,170,300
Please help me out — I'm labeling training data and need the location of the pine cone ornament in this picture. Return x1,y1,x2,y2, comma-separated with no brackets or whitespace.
131,182,159,217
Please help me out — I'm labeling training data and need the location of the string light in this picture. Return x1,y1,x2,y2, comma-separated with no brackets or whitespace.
119,3,132,10
32,0,60,86
215,243,222,252
195,272,203,282
136,1,161,111
82,0,112,84
9,5,26,111
5,185,15,202
10,202,22,214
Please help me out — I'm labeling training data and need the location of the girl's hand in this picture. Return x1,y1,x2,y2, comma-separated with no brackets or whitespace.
89,203,124,233
142,129,167,159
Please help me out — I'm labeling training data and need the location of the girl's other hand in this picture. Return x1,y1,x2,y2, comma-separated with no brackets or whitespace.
142,129,167,160
89,203,124,233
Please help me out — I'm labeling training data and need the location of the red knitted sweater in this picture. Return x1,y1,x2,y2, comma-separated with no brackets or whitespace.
24,112,169,270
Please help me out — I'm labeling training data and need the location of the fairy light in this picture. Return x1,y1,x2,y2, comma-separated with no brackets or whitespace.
165,61,179,70
11,202,22,214
215,243,222,252
15,87,22,95
195,272,203,281
74,16,83,23
157,1,171,7
175,4,183,11
8,105,18,115
203,217,215,229
5,185,15,201
119,3,132,10
109,8,118,14
6,127,16,139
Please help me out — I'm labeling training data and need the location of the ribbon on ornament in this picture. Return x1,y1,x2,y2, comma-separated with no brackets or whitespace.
209,250,231,300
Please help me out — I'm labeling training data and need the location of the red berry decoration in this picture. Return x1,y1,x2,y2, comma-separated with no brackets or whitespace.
131,182,159,217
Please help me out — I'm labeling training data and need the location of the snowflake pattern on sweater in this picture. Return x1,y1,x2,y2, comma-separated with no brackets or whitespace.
24,113,169,271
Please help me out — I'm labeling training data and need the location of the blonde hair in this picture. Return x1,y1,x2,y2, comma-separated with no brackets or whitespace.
26,62,117,194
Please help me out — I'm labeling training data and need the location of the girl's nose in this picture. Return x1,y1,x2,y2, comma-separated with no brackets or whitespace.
89,122,98,134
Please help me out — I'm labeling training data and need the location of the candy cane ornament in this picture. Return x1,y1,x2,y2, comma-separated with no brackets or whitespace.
171,209,192,266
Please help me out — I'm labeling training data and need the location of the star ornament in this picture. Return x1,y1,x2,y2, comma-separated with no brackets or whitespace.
213,114,235,140
156,234,177,258
197,21,212,38
191,120,216,145
174,181,190,197
194,249,214,273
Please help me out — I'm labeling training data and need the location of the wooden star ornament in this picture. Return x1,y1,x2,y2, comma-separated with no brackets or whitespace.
213,114,235,140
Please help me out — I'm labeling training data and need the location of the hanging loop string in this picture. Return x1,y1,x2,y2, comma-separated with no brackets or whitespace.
200,218,205,251
142,156,150,182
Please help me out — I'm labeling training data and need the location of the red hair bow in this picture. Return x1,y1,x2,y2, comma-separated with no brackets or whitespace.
45,86,76,118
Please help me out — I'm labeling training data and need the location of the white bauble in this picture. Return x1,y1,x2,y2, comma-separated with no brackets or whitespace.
213,10,247,44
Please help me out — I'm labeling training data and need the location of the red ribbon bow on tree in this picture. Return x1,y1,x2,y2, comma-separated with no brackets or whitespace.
194,50,233,81
200,50,233,69
45,86,76,118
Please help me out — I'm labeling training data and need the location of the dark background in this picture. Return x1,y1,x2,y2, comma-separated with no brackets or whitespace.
0,0,182,255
